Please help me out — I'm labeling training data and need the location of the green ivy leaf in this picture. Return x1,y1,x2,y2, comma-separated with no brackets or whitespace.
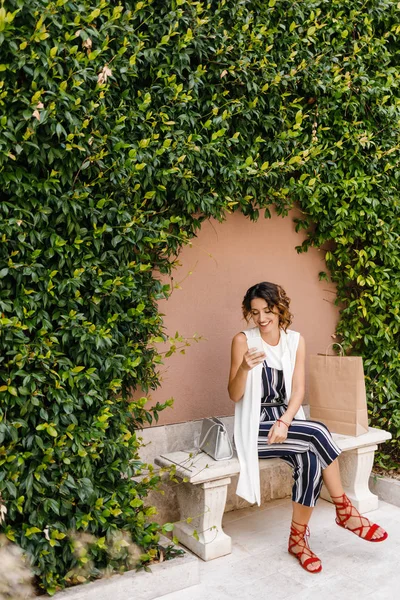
25,527,42,537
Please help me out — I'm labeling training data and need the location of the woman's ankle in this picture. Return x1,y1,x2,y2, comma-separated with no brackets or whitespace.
330,492,346,499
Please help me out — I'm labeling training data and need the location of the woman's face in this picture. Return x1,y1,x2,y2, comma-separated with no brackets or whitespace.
249,297,280,334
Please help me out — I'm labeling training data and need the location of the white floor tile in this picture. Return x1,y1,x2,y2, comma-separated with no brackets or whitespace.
235,570,309,600
283,573,371,600
363,582,400,600
222,497,289,524
159,582,235,600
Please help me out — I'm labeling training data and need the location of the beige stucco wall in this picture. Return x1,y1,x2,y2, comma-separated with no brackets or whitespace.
146,208,340,426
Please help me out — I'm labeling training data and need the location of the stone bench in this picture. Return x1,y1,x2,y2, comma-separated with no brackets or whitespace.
154,426,391,561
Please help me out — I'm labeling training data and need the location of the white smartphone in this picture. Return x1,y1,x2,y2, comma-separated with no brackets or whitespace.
249,337,265,354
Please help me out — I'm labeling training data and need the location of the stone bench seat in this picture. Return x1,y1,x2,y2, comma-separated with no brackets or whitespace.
154,426,391,561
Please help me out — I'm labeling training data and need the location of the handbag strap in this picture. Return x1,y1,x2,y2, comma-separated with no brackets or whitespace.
198,422,221,449
198,421,233,458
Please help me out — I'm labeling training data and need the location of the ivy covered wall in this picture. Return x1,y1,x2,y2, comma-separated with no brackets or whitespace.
0,0,399,594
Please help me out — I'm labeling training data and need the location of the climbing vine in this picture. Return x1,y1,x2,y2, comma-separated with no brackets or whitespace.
0,0,399,594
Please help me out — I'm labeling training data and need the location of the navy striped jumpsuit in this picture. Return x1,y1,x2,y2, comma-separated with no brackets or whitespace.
258,340,341,507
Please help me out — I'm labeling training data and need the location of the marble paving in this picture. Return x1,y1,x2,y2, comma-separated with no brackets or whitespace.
158,497,400,600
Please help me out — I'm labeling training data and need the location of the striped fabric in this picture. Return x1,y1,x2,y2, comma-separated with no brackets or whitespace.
258,362,341,507
261,362,286,410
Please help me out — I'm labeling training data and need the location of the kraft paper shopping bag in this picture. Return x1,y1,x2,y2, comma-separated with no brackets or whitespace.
308,349,369,436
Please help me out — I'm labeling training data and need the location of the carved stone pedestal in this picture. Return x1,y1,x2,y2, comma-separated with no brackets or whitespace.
155,451,240,561
321,445,379,512
320,428,391,513
173,476,233,560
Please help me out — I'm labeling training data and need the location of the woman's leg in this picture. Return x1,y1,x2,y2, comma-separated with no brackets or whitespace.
261,418,387,544
279,449,323,507
288,452,322,573
259,419,336,508
321,455,345,497
322,457,387,541
259,423,324,573
290,422,387,541
289,502,321,572
292,502,314,525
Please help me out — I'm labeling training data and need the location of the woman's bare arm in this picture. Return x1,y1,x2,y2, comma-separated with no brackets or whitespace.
227,333,265,402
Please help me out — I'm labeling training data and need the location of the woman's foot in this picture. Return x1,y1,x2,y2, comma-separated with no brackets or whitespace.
288,521,322,573
332,493,388,542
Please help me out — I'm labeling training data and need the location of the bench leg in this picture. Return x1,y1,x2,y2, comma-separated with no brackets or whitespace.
173,477,232,561
321,445,379,513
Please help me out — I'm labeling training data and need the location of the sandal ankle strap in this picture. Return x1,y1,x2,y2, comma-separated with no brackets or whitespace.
290,521,310,543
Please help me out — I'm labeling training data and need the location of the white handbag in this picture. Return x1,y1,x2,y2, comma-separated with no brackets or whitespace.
198,417,234,461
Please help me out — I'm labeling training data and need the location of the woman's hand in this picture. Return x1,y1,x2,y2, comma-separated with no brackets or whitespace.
267,420,289,444
240,347,266,372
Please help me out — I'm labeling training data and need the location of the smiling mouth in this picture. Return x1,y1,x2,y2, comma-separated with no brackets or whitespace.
259,321,272,327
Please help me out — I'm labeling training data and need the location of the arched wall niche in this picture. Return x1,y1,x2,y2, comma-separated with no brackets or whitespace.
147,207,339,426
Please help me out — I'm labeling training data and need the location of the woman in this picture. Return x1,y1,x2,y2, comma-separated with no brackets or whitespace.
228,281,387,573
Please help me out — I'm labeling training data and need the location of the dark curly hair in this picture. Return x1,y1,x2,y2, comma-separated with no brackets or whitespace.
242,282,293,331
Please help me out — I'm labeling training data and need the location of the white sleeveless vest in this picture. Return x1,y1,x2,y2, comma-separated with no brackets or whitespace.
234,327,305,506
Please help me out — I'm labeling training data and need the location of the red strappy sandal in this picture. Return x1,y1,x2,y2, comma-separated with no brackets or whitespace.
288,521,322,573
332,493,388,542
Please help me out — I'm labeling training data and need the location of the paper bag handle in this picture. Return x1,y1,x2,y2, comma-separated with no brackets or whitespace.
324,342,345,357
320,343,345,369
